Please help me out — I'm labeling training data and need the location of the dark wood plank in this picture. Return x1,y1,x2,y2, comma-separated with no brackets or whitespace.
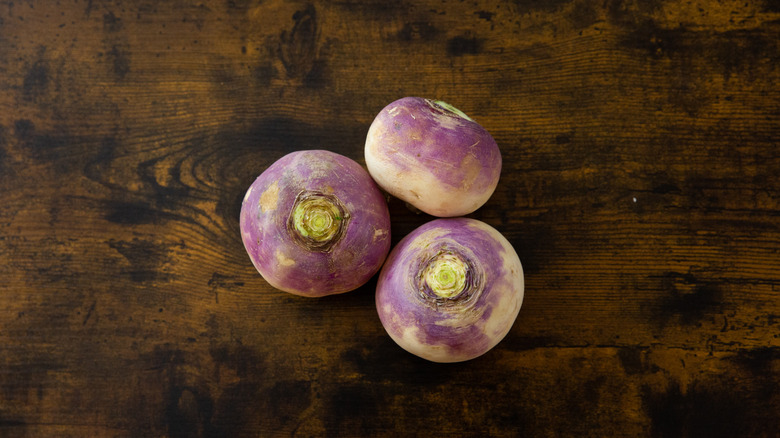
1,0,778,436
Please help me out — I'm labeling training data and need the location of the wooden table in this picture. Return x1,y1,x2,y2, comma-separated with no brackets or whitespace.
1,1,778,436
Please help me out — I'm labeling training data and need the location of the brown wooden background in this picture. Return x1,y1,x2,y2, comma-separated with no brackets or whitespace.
1,0,778,436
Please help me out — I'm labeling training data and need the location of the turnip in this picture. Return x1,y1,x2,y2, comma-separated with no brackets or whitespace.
376,218,524,362
240,150,392,297
365,97,502,217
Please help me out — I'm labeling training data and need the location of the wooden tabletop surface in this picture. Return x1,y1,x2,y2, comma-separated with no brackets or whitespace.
1,1,778,436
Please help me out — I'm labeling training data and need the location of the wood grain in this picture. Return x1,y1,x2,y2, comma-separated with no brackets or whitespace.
1,0,778,436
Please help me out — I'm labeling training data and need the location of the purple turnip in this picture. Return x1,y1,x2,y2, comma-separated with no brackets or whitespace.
376,218,524,362
365,97,502,217
240,150,392,297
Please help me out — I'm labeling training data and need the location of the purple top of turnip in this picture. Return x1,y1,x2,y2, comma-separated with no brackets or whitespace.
376,218,524,362
365,97,502,217
240,150,391,297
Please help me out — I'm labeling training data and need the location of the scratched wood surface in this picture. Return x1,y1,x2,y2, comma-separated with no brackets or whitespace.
1,0,778,436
